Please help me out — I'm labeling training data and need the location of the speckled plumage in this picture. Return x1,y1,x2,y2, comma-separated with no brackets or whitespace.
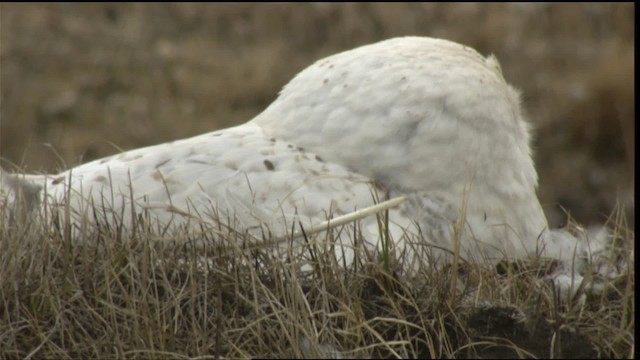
2,37,587,269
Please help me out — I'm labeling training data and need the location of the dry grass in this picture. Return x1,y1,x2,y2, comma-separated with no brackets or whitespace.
0,198,634,359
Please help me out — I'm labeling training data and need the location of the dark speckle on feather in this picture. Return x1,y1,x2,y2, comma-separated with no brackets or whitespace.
264,159,275,171
155,159,171,168
225,160,238,170
152,170,163,182
99,156,113,164
92,175,108,183
186,159,210,165
116,153,142,162
52,176,65,185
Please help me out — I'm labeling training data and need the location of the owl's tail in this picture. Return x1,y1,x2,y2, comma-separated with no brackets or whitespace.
1,167,45,226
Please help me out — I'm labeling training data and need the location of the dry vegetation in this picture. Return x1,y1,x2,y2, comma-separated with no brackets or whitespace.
0,3,635,359
0,198,635,358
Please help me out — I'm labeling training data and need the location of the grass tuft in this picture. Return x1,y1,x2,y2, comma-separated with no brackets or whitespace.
0,195,634,358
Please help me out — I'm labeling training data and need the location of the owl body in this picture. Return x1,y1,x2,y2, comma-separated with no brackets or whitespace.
1,37,582,267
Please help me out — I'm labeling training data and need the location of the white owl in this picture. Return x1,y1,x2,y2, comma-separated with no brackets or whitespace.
1,37,594,275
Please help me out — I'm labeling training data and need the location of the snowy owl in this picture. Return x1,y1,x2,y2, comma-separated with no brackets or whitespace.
1,37,587,271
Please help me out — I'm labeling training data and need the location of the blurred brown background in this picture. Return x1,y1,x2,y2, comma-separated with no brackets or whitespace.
0,3,634,228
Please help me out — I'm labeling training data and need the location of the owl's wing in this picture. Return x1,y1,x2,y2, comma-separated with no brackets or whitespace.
24,123,387,243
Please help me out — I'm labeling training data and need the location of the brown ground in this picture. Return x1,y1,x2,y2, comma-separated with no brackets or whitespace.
0,4,634,229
